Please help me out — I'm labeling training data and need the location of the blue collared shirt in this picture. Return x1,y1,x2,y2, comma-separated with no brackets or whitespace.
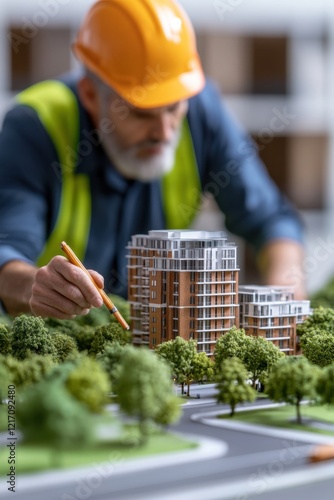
0,76,303,297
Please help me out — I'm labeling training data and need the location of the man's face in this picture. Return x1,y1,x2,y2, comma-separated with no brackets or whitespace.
97,89,188,182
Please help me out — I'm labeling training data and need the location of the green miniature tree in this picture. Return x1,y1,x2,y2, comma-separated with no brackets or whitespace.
19,355,55,388
51,332,79,362
0,362,12,404
96,341,127,392
216,357,256,416
69,325,96,352
214,326,250,371
17,380,94,465
301,330,334,367
1,354,55,389
243,336,284,388
154,396,181,428
298,306,334,339
44,318,96,352
11,315,57,360
0,323,12,355
316,364,334,405
65,356,110,413
90,323,132,356
266,356,320,424
116,346,179,442
155,337,197,396
193,351,215,383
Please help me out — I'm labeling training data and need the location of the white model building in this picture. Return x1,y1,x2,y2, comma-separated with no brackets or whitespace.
239,285,311,354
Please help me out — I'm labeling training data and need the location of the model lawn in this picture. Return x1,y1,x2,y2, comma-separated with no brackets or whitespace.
1,282,334,474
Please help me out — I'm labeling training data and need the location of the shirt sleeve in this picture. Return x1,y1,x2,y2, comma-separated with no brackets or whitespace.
188,81,304,253
0,104,60,269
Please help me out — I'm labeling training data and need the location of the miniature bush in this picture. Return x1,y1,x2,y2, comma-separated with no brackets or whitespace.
65,356,110,413
51,332,79,362
90,323,132,356
0,323,12,355
69,325,96,352
301,330,334,367
17,379,94,450
0,354,55,389
11,315,57,360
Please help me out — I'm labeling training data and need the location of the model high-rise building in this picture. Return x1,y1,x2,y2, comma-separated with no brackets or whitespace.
127,230,239,354
127,230,311,355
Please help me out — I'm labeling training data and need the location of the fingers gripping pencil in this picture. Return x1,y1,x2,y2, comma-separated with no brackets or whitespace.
60,241,130,330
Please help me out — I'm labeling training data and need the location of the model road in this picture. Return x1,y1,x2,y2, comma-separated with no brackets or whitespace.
3,390,333,500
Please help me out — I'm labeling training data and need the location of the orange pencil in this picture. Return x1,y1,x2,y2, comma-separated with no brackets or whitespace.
60,241,130,330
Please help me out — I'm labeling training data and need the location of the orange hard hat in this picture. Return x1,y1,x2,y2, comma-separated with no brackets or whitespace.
72,0,205,108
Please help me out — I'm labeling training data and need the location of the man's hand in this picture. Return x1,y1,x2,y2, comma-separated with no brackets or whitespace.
257,239,307,300
0,257,104,318
29,256,104,318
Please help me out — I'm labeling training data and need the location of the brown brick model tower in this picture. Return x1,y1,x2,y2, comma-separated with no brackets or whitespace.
127,230,239,355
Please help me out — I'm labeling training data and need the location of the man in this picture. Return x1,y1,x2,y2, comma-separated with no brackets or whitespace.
0,0,305,319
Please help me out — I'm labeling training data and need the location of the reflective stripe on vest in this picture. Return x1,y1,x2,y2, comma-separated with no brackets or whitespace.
16,80,201,267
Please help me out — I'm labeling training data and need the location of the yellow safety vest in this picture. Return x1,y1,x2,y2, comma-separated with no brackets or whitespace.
17,80,201,266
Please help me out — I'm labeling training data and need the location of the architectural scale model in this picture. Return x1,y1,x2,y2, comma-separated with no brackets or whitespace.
127,230,311,355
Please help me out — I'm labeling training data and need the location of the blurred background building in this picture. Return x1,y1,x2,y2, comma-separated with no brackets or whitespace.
0,0,334,294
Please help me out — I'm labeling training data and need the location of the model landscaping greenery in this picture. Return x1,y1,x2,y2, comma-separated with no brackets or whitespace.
3,283,334,473
0,296,192,474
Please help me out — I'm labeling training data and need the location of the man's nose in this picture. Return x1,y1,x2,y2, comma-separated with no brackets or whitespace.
151,113,174,143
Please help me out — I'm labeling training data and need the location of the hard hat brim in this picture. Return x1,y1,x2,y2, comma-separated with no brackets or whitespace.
74,43,205,109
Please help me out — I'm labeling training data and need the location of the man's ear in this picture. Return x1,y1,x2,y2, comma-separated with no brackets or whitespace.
77,77,100,125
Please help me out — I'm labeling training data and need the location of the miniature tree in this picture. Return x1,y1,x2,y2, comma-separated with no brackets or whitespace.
266,356,320,424
18,355,55,388
51,332,79,362
214,326,250,372
96,341,127,391
154,396,181,428
90,322,132,356
0,362,12,404
11,315,57,360
65,355,110,413
0,323,12,355
243,336,284,388
316,364,334,405
298,306,334,339
17,379,94,465
155,337,197,396
69,325,96,352
301,330,334,367
216,357,256,416
193,351,215,383
116,346,179,442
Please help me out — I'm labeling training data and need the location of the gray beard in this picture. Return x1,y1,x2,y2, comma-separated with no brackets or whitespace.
101,128,181,182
